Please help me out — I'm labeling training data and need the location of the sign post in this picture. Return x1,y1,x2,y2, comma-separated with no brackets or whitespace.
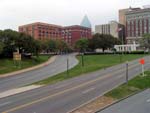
126,61,128,84
13,52,21,68
139,58,145,76
66,57,69,77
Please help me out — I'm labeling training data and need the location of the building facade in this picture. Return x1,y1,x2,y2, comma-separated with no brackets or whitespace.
125,7,150,44
19,22,62,40
95,21,125,42
119,8,130,26
62,25,92,46
19,22,92,46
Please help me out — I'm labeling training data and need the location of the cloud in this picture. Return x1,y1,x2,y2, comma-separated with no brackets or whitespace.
0,0,150,31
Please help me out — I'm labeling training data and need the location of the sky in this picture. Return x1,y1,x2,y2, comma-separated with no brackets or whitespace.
0,0,150,31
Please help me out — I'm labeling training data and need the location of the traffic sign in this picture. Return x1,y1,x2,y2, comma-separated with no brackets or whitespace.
139,58,145,65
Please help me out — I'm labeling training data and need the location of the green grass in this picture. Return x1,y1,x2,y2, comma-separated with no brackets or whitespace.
0,55,50,74
34,54,146,85
105,71,150,99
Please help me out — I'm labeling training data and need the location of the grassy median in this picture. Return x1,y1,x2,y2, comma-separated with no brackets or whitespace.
34,54,146,85
0,55,50,74
105,71,150,99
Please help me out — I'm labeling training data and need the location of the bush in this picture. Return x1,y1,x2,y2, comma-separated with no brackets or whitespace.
84,51,148,55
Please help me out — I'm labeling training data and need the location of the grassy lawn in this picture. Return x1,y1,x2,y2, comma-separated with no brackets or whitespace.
105,71,150,99
0,55,50,74
34,54,146,85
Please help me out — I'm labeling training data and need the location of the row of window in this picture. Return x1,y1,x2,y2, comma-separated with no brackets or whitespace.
127,12,150,20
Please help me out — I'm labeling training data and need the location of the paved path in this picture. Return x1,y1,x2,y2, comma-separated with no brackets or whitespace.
0,54,78,92
0,56,150,113
97,89,150,113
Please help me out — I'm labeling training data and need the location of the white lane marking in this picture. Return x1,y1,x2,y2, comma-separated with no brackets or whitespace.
55,84,69,89
82,87,95,94
116,75,123,79
147,99,150,103
0,101,12,107
55,82,72,89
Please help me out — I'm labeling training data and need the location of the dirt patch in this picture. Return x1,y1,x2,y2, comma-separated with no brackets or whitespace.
71,96,116,113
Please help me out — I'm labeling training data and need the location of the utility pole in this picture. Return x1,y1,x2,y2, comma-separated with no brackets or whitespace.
126,61,129,84
67,57,69,77
66,49,69,77
81,53,84,67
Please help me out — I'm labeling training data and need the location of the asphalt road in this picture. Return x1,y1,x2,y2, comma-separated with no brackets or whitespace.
0,54,78,92
97,89,150,113
0,56,150,113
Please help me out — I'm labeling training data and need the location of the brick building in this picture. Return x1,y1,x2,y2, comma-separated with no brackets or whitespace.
19,22,92,46
118,6,150,44
125,7,150,44
19,22,62,40
62,25,91,46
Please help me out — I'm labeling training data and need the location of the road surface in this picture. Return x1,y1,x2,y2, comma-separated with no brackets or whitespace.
0,54,78,92
0,56,150,113
97,89,150,113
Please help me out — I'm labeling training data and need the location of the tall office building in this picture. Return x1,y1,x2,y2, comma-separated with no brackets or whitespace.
125,7,150,44
80,15,92,28
119,8,130,26
95,21,125,41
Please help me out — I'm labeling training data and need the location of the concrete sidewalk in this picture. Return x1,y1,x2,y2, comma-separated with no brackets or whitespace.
0,56,56,78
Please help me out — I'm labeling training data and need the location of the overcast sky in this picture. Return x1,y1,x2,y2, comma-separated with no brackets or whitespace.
0,0,150,31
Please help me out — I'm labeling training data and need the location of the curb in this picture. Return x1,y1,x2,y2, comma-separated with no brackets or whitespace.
95,88,148,113
0,56,57,78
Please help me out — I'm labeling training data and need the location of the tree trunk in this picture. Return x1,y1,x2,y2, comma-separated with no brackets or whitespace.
102,48,105,53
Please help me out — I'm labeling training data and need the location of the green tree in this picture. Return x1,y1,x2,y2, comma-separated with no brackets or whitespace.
56,39,69,54
0,29,19,57
90,33,120,52
40,40,49,53
140,34,150,52
75,38,89,52
0,29,41,57
48,39,57,53
0,42,4,54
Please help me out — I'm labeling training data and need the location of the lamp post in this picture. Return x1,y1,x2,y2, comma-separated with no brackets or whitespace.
81,52,84,67
120,27,124,62
126,61,129,84
66,49,69,77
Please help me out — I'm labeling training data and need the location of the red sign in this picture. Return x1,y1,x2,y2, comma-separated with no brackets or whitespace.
139,59,145,65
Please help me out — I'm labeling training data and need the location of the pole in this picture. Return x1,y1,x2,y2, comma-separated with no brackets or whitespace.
120,28,124,54
81,53,84,67
120,28,123,62
67,57,69,77
119,54,122,63
126,61,128,84
142,64,144,77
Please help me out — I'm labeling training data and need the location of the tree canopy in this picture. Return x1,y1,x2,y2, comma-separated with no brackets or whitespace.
140,34,150,52
75,38,89,52
89,33,120,52
0,29,41,57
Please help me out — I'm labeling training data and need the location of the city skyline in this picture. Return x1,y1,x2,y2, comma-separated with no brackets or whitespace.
0,0,150,31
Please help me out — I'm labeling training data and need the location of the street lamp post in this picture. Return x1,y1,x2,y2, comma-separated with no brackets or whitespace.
66,49,69,77
81,52,84,67
126,61,129,84
120,27,124,63
67,57,69,77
